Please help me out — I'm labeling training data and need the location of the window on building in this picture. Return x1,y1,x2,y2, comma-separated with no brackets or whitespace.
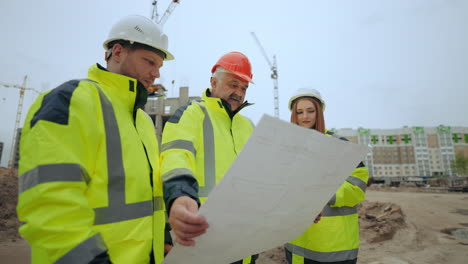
403,134,411,144
453,133,462,143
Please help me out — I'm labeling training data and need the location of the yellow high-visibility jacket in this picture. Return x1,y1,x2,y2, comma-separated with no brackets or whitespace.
161,89,256,263
16,64,166,264
285,130,369,264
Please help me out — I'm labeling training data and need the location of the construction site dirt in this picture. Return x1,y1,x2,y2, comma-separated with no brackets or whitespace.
1,167,467,264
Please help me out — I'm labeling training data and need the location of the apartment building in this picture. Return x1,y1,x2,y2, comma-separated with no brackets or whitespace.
332,126,468,181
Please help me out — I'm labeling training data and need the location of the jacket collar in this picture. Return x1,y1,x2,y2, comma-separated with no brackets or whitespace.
87,64,148,113
202,88,253,118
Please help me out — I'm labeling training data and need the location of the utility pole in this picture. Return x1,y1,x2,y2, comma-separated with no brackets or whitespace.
251,32,279,118
1,76,40,168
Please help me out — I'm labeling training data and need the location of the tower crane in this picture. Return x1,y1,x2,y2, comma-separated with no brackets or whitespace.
151,0,180,26
0,76,40,168
250,32,279,118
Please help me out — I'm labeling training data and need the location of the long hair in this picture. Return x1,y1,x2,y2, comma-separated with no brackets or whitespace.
290,97,326,134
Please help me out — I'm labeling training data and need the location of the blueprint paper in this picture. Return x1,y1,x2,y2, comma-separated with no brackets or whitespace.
163,114,370,263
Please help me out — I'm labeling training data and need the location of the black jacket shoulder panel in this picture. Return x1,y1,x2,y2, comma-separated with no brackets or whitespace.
30,80,81,128
167,100,202,124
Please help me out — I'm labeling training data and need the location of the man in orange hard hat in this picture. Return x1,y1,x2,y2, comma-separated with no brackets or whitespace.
160,51,258,263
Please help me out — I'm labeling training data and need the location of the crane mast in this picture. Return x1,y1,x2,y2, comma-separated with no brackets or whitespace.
251,32,279,118
151,0,180,26
151,1,159,22
1,76,40,168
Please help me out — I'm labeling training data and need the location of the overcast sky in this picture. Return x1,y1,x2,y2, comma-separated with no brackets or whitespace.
1,0,467,167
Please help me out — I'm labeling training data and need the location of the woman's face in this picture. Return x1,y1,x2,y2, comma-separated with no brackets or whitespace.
295,98,317,129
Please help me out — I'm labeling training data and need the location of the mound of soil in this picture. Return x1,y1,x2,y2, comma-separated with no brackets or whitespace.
257,201,406,264
358,200,406,243
0,167,22,242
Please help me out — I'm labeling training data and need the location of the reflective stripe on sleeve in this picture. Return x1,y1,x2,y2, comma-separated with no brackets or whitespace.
19,163,88,193
162,168,194,182
322,204,357,217
195,103,216,198
347,176,367,192
55,234,107,264
161,140,196,156
285,243,358,262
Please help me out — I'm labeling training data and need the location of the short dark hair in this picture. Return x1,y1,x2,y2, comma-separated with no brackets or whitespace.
106,40,166,60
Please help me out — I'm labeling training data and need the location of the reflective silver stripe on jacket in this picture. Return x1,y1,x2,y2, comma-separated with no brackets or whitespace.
19,164,88,193
322,204,357,217
162,168,194,182
285,243,358,262
161,140,197,156
195,102,216,197
55,234,107,264
19,82,155,224
347,175,367,192
327,175,367,206
92,84,153,225
153,196,164,211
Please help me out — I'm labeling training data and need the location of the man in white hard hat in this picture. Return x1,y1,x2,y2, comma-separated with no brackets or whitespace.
17,15,173,264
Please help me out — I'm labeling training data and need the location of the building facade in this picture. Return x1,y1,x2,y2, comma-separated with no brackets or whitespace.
332,126,468,182
143,89,468,182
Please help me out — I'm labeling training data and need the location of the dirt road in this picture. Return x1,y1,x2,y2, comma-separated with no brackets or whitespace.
357,190,468,264
1,190,467,263
257,189,468,264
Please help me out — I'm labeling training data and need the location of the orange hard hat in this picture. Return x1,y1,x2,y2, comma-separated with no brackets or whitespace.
211,52,254,84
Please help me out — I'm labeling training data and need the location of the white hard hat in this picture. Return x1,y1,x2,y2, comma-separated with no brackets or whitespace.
288,87,326,111
103,15,174,60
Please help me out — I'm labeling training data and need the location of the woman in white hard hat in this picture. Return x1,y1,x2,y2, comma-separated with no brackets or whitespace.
285,88,369,264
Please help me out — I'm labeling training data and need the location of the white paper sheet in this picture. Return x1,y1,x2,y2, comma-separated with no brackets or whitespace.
163,114,370,264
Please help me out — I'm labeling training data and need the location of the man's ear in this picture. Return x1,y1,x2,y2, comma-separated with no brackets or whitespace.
210,76,216,88
111,44,126,63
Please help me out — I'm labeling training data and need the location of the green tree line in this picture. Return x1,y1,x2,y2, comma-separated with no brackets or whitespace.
451,152,468,176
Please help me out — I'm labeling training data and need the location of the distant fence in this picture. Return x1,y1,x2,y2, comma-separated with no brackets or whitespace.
372,176,468,192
